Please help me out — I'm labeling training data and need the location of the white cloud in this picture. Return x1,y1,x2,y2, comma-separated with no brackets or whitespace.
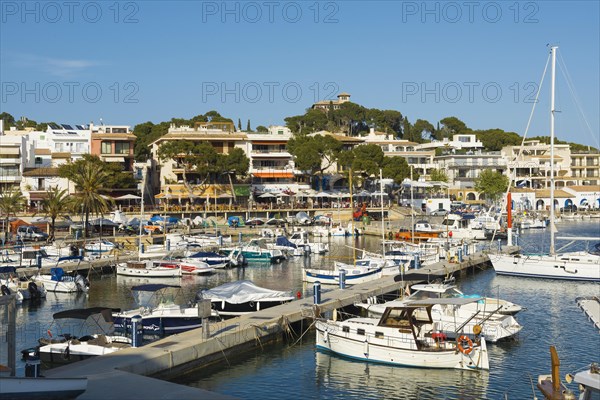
13,54,101,77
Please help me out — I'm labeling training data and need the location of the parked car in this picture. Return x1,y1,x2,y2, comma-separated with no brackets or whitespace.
16,225,49,241
430,209,448,216
560,204,578,213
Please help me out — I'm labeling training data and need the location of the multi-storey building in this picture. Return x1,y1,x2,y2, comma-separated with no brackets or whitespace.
90,123,136,172
312,92,352,111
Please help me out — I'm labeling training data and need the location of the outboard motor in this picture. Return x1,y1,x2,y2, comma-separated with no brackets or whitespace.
28,282,40,299
75,275,90,292
1,284,12,296
70,245,79,257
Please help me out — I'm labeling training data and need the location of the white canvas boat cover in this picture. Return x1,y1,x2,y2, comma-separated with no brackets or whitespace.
197,280,292,303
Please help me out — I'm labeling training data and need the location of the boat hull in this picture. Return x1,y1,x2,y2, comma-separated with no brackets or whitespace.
491,253,600,281
315,320,488,371
303,267,382,285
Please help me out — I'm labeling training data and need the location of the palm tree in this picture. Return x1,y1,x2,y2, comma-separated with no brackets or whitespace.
60,158,113,238
0,189,25,241
41,187,72,242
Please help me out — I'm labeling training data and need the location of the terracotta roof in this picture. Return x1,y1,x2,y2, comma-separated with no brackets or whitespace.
152,133,248,145
34,149,51,155
338,92,351,96
51,152,71,159
23,167,60,177
531,189,572,198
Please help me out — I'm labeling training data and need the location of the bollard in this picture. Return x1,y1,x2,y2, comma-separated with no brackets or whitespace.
131,315,143,347
25,356,40,377
140,243,145,254
515,231,519,247
78,248,84,258
339,269,346,289
217,235,223,247
238,232,243,243
497,239,502,252
36,254,42,269
413,254,420,270
457,248,463,263
166,239,171,252
313,281,321,304
75,230,80,240
197,299,212,340
463,243,469,256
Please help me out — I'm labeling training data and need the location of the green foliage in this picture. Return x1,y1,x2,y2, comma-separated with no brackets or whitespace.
287,135,342,189
41,187,72,241
246,119,251,132
474,129,522,151
0,189,25,236
58,156,113,238
238,118,242,131
382,156,412,184
474,170,509,202
411,119,435,142
429,168,448,182
0,112,16,127
221,147,250,179
350,144,385,177
256,125,268,132
439,117,468,138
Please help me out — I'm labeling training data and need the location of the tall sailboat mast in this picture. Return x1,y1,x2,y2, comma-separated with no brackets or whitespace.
549,45,557,255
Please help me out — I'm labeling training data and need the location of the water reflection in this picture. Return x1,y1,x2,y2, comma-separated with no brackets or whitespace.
315,351,490,400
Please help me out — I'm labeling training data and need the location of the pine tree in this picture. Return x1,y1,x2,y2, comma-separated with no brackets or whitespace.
246,119,251,132
237,118,242,131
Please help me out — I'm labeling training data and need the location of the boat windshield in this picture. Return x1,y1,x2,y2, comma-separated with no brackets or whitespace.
410,287,463,300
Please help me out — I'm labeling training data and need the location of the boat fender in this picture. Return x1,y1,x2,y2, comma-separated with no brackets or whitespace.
1,285,11,296
28,282,40,297
395,232,401,240
472,325,482,336
457,335,474,355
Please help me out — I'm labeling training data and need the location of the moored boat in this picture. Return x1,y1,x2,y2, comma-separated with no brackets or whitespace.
116,260,182,278
316,299,490,371
303,261,383,285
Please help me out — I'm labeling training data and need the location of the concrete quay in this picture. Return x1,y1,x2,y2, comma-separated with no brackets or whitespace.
43,248,507,399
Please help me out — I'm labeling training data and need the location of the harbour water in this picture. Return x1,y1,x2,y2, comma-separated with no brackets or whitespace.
1,220,599,399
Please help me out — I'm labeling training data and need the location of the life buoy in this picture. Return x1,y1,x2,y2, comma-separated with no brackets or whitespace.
395,232,401,240
457,335,474,355
1,285,11,296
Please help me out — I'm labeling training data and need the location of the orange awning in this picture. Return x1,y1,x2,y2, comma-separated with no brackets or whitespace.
253,172,294,179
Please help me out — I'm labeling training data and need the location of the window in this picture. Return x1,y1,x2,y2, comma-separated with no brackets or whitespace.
278,130,284,135
356,328,365,336
342,326,349,333
101,142,112,154
115,142,130,154
35,157,42,165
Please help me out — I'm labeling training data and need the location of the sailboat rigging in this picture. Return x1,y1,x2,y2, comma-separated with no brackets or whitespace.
490,46,600,281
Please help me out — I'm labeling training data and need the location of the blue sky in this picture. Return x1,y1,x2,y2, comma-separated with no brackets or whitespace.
1,1,598,147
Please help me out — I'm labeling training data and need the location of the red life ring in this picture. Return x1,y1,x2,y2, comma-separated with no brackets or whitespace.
457,335,473,354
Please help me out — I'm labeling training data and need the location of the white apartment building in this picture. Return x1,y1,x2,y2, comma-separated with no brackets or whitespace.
416,134,484,152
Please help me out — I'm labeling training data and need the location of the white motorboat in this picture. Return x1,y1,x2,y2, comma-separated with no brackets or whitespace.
289,229,329,254
0,267,46,300
34,268,89,293
196,280,295,317
356,283,522,342
38,307,131,367
316,299,490,371
0,377,88,399
113,284,205,336
84,240,116,253
303,261,383,285
440,214,487,240
185,248,242,268
116,260,182,278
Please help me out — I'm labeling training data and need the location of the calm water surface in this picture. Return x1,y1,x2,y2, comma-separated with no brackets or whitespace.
2,221,599,399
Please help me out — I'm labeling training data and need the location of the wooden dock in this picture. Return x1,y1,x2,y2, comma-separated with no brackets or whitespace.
43,248,506,399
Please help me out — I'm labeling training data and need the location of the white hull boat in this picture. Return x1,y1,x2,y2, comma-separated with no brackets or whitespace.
34,268,89,293
303,262,383,285
316,300,489,371
490,249,600,282
155,258,215,275
39,334,131,365
116,260,182,278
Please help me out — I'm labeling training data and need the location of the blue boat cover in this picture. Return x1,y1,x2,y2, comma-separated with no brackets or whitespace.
276,236,296,248
131,284,181,292
0,266,17,274
50,268,65,282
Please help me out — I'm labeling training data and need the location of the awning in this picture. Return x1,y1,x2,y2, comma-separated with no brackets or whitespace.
28,192,49,201
253,172,294,179
103,157,125,162
0,147,20,155
252,141,287,145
